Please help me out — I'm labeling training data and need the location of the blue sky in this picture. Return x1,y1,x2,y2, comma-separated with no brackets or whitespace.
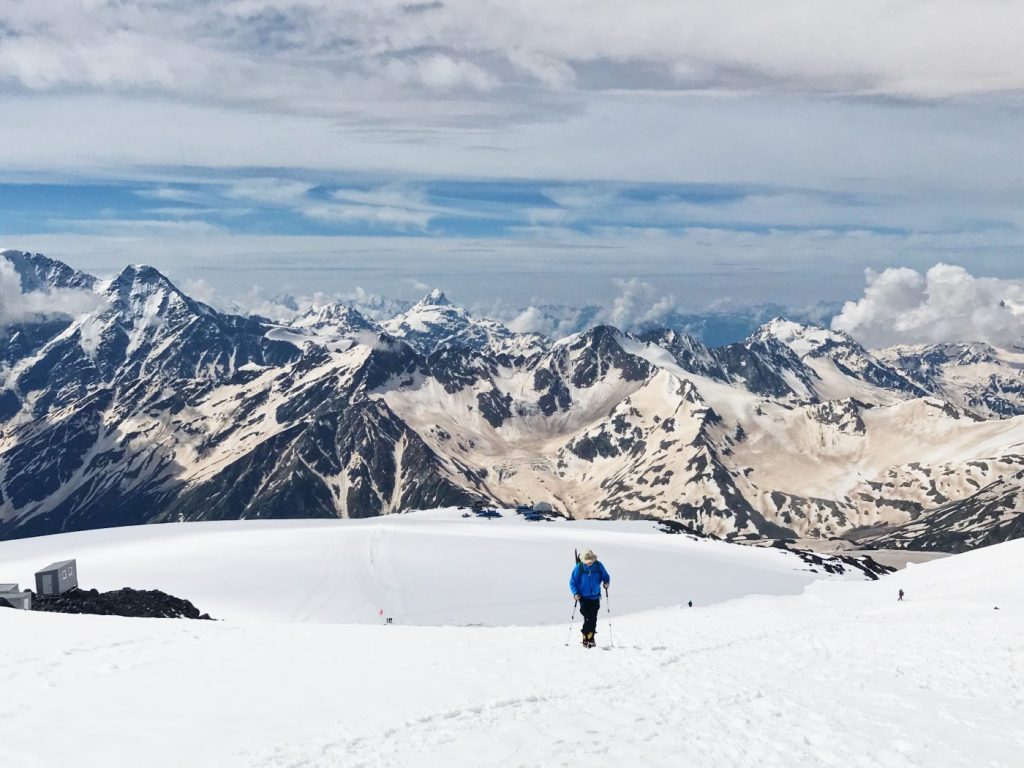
1,1,1022,313
0,176,897,240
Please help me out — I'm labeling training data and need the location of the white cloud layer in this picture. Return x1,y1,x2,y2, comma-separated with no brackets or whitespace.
605,278,679,331
832,264,1024,348
17,227,1023,314
0,258,103,325
505,279,680,338
2,1,1023,109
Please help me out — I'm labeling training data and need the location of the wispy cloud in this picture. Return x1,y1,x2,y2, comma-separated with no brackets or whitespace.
46,218,224,237
225,178,314,207
220,178,443,231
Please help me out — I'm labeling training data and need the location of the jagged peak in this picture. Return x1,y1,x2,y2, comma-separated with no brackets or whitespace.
552,323,628,349
414,288,454,308
101,264,205,322
638,327,708,351
751,317,822,342
1,249,99,292
107,264,179,292
581,323,624,341
295,302,377,331
885,341,1003,368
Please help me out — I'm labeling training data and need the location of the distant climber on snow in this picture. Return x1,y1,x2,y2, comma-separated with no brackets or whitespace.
898,589,905,602
570,549,610,648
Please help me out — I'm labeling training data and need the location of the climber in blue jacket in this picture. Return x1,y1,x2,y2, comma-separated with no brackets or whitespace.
570,549,610,648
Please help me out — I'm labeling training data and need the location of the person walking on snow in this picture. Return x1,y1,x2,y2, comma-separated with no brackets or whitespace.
898,589,904,602
570,549,610,648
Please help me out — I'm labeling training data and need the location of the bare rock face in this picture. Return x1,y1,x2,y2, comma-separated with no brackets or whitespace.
806,399,867,435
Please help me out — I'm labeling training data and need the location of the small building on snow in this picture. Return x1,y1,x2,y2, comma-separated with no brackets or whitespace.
35,559,78,597
0,583,32,610
533,501,554,514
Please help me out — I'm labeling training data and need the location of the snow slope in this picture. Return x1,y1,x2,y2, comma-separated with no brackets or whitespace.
1,515,1021,768
0,509,843,625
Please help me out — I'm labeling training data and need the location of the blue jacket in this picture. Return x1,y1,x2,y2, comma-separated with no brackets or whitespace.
570,561,610,600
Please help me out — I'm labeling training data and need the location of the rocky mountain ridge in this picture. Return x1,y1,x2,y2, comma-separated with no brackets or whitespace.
3,249,1024,551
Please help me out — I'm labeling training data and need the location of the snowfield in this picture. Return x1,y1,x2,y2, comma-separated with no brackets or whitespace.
0,510,845,625
1,511,1021,768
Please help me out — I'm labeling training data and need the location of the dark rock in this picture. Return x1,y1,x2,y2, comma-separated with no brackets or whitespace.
30,587,214,620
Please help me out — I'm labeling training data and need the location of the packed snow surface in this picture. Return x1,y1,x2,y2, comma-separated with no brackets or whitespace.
0,510,836,625
1,511,1021,768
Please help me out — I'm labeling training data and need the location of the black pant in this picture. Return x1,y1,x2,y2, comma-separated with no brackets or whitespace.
579,597,601,636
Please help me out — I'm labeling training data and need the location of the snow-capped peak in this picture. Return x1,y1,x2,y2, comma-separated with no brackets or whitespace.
382,292,544,358
415,288,453,308
105,264,182,296
1,249,99,293
293,302,379,334
101,264,199,323
750,317,851,357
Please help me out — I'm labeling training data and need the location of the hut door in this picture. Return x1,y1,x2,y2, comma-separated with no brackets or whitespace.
42,574,54,594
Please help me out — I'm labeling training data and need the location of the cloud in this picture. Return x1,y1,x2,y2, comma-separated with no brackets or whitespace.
506,306,550,334
2,1,1023,112
45,218,224,237
1,0,1023,293
502,278,680,338
184,280,410,325
225,178,314,206
222,178,448,230
502,304,600,338
136,187,207,204
831,264,1024,348
13,225,1024,319
0,258,104,325
306,187,444,229
380,54,498,92
304,205,434,228
506,49,576,90
181,278,219,306
604,278,679,330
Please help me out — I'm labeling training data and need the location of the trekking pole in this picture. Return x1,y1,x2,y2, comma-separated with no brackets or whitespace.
605,585,614,648
564,599,578,646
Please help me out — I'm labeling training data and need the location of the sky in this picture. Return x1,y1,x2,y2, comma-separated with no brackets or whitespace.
1,0,1023,316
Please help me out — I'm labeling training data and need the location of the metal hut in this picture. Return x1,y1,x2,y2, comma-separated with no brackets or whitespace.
35,559,78,597
0,583,32,610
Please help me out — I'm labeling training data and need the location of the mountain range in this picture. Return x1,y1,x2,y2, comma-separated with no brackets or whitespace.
3,249,1024,552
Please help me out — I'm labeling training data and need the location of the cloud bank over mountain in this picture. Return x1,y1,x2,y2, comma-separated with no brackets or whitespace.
832,264,1024,348
0,255,103,325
